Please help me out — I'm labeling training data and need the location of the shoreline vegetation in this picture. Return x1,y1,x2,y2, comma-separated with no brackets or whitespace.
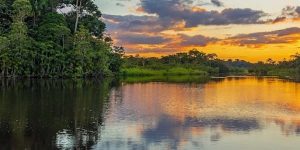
1,0,300,81
121,67,208,76
121,50,300,81
121,75,211,83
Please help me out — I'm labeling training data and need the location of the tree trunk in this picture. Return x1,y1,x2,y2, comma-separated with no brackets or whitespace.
63,35,65,50
1,67,4,77
74,0,81,33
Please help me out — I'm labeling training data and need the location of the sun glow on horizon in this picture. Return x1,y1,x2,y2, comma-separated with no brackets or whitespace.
99,0,300,62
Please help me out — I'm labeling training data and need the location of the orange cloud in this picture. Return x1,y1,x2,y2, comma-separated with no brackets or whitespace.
102,2,300,62
191,6,206,12
135,6,145,13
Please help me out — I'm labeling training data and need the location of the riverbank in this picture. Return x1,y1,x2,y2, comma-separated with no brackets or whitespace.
121,75,211,83
120,66,300,83
121,67,209,76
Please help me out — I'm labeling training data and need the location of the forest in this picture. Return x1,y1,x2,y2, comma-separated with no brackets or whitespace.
0,0,123,78
1,0,300,80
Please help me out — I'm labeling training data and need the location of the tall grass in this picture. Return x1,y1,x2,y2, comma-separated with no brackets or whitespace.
164,67,207,75
121,68,163,76
121,67,208,76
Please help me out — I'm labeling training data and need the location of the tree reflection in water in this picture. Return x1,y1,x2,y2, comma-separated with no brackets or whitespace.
0,79,117,149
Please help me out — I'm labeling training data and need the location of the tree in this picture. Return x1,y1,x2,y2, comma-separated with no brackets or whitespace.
73,26,92,77
12,0,32,22
7,0,33,76
0,0,13,34
64,0,105,38
0,0,122,78
266,58,276,65
0,36,9,76
37,13,71,49
109,46,124,73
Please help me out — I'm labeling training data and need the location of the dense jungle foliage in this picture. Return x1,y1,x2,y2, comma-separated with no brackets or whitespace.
0,0,123,78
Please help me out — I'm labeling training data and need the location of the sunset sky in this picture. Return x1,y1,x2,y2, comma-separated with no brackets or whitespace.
98,0,300,62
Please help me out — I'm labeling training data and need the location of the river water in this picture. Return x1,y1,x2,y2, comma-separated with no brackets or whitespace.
0,77,300,149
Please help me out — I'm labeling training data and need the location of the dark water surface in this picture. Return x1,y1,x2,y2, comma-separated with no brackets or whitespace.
1,77,300,149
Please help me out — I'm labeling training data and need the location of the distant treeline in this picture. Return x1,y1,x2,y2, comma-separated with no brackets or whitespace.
122,49,237,76
248,54,300,78
122,49,300,79
0,0,123,78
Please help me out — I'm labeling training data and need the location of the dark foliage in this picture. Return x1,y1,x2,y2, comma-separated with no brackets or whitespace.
0,0,123,78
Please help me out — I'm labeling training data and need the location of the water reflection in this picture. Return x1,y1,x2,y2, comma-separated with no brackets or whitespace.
98,77,300,150
1,77,300,149
0,79,116,149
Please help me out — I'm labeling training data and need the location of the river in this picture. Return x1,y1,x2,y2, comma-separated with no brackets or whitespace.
0,77,300,149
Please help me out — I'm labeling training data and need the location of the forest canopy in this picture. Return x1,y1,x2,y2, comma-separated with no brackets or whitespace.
0,0,123,78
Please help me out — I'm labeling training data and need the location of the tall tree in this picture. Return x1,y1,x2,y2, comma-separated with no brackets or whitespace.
7,0,33,76
65,0,105,38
